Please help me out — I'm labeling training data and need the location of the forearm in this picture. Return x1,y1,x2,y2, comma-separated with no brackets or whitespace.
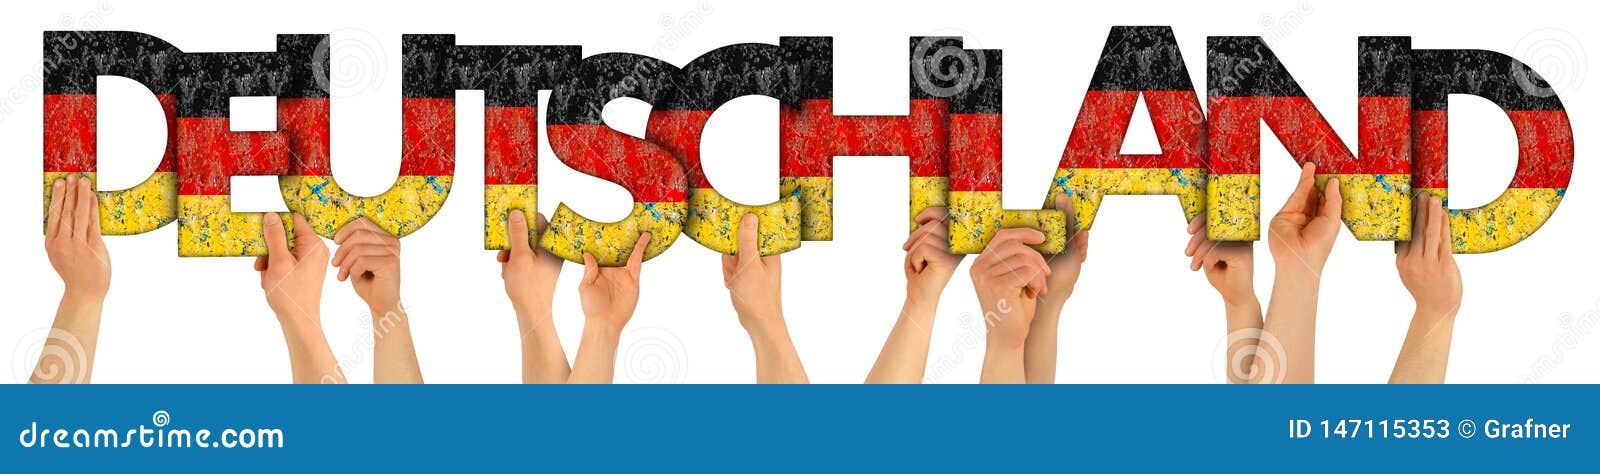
1389,310,1457,384
31,292,105,384
865,299,936,383
1260,268,1319,383
745,318,808,384
567,322,621,384
278,316,345,384
370,304,423,384
516,309,570,383
980,333,1027,384
1023,301,1064,384
1222,298,1264,384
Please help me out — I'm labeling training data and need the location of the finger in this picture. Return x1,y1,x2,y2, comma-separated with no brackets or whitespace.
988,227,1047,250
292,214,323,257
736,213,760,266
254,255,269,272
496,249,510,264
1072,230,1090,259
1406,194,1427,260
1424,194,1444,261
721,254,736,287
907,241,945,273
902,224,931,250
1190,240,1219,271
1054,194,1077,232
532,213,552,258
347,256,377,281
903,222,948,251
506,210,532,256
333,217,375,244
989,247,1049,280
60,175,79,240
1434,195,1452,260
582,253,599,284
46,178,65,239
1185,230,1206,257
332,230,387,266
262,213,293,265
1277,162,1317,216
72,178,96,240
333,245,393,280
627,232,652,277
904,249,925,274
913,206,948,225
987,240,1047,273
1318,177,1342,219
1186,214,1205,235
992,254,1049,296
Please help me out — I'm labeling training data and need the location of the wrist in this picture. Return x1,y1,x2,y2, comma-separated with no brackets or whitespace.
582,316,625,339
516,307,555,330
1412,305,1459,324
1222,295,1261,314
1271,263,1322,287
985,330,1028,353
278,314,324,340
62,287,108,302
742,315,790,342
900,297,937,323
367,299,404,318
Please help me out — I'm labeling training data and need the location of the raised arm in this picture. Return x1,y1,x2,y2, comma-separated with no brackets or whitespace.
34,176,111,384
1389,194,1461,384
971,228,1050,384
866,207,962,383
568,233,651,384
723,214,807,383
1185,214,1263,384
497,210,569,383
1261,163,1342,384
332,217,421,384
255,213,345,384
1028,196,1090,384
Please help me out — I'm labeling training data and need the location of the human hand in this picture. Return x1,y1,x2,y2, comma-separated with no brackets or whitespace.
254,213,328,324
1396,194,1461,319
1040,195,1089,308
970,228,1050,347
332,217,402,312
1186,214,1256,307
497,210,563,321
578,233,651,334
1267,162,1342,275
45,175,111,299
903,207,962,309
722,213,784,327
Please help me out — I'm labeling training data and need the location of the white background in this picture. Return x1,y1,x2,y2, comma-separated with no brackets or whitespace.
1,0,1595,383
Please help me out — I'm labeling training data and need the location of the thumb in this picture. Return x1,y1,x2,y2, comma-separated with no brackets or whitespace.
582,253,600,284
262,213,293,265
736,212,760,266
507,210,532,255
1319,178,1342,219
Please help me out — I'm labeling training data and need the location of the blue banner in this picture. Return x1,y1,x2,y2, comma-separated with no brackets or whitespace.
1,385,1591,471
